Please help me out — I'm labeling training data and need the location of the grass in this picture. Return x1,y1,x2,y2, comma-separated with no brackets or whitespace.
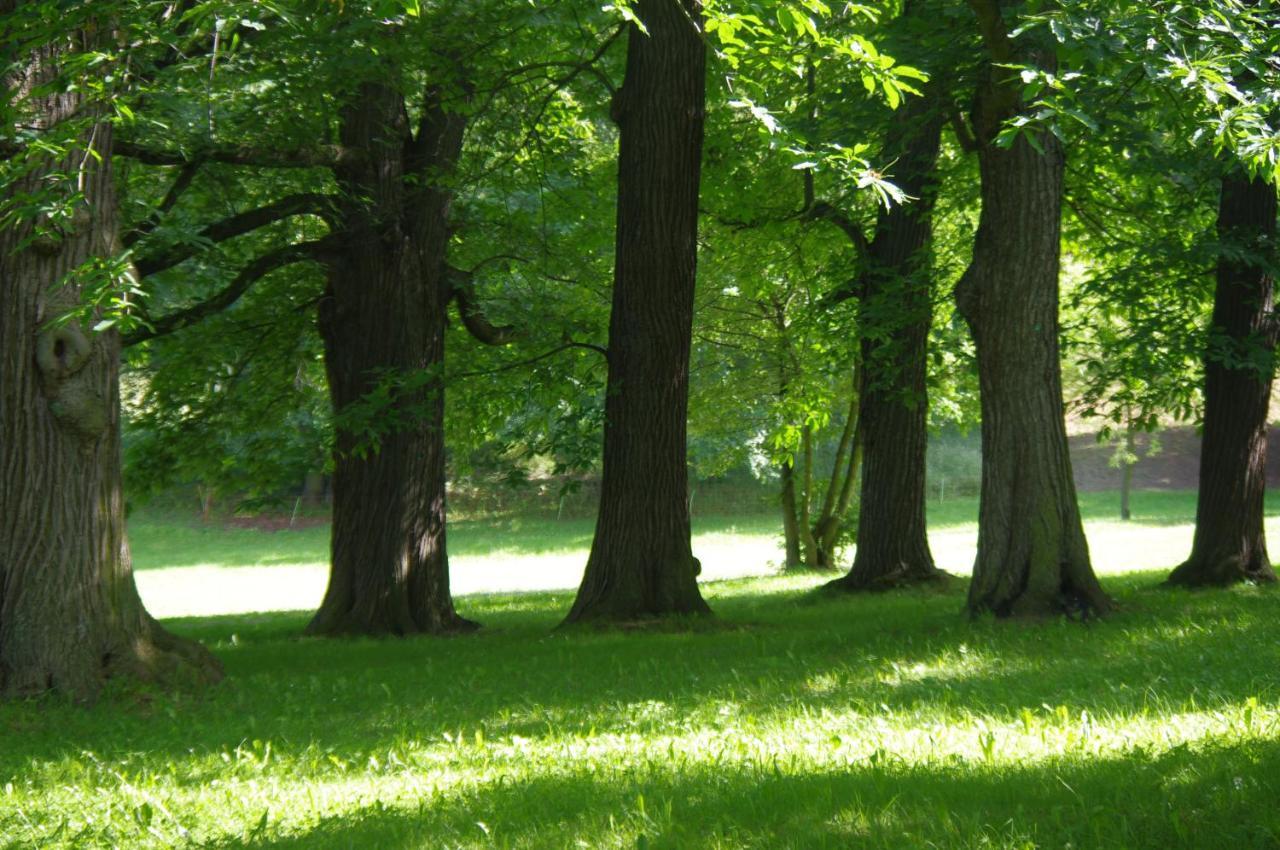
4,491,1280,849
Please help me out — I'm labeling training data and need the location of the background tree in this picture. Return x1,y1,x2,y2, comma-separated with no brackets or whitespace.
822,0,964,591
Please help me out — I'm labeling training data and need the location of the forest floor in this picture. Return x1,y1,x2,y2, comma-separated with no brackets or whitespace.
3,504,1278,848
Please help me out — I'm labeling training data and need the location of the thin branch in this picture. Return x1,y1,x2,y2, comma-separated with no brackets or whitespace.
949,110,979,153
124,161,201,248
448,340,606,381
115,139,359,169
134,193,335,278
124,238,333,347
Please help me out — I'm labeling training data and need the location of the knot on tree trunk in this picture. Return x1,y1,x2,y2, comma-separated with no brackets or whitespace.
35,322,108,442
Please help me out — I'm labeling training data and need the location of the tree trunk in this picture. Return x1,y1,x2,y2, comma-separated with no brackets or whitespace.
0,29,220,699
563,0,710,623
828,75,947,592
308,82,476,635
954,8,1109,617
779,461,803,569
797,425,820,566
1168,173,1278,587
1120,425,1134,521
811,383,860,570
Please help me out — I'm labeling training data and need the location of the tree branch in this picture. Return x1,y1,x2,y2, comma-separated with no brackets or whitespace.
448,340,607,381
123,238,333,347
949,110,979,153
965,0,1015,63
123,161,201,249
445,264,520,346
115,139,359,169
806,201,871,260
134,193,336,278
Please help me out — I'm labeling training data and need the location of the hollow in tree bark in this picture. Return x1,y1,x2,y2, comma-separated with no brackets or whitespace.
308,80,476,636
563,0,711,623
1168,173,1278,587
954,0,1109,617
0,20,221,699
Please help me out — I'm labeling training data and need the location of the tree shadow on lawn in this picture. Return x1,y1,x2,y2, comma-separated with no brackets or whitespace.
208,736,1280,850
2,572,1276,780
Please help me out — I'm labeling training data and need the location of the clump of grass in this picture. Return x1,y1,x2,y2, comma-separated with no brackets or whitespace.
2,566,1277,848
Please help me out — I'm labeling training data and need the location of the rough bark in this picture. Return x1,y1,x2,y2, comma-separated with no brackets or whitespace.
796,47,945,592
0,28,220,699
308,81,476,635
563,0,711,623
955,1,1109,617
829,92,946,591
1168,173,1278,587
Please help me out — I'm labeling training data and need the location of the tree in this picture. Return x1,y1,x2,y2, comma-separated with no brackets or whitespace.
1041,0,1279,586
1169,172,1278,586
0,2,220,698
115,4,573,636
954,0,1110,617
564,0,711,622
821,0,960,591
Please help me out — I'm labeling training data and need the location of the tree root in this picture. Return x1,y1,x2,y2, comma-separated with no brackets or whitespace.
1167,553,1278,588
823,563,953,594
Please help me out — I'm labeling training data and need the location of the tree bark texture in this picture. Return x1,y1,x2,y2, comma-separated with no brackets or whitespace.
955,5,1109,617
830,90,946,591
0,31,221,699
309,81,476,635
1168,173,1278,587
564,0,711,623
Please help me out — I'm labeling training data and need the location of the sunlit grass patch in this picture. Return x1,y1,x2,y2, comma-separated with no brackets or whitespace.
4,561,1279,848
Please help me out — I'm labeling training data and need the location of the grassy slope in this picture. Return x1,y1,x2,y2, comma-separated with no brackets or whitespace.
3,493,1279,849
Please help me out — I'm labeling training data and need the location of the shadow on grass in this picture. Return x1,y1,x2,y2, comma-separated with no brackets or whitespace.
4,573,1276,774
208,737,1280,849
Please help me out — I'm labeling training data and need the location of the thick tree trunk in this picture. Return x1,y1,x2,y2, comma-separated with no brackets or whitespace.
309,82,475,635
0,33,220,699
954,10,1109,617
828,81,947,592
1168,173,1278,587
563,0,710,623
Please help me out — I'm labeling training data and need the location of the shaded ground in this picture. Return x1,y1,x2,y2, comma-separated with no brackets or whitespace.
1069,426,1280,492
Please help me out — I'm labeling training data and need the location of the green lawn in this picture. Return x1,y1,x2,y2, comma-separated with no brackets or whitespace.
4,492,1279,849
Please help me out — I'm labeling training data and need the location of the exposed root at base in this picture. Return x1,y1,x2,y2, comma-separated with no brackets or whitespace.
2,620,223,703
1167,553,1278,588
823,565,954,594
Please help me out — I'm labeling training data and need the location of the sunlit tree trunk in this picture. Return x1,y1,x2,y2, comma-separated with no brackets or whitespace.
0,19,220,698
955,0,1109,617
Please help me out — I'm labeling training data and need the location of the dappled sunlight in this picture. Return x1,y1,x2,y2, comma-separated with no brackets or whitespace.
16,498,1278,847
